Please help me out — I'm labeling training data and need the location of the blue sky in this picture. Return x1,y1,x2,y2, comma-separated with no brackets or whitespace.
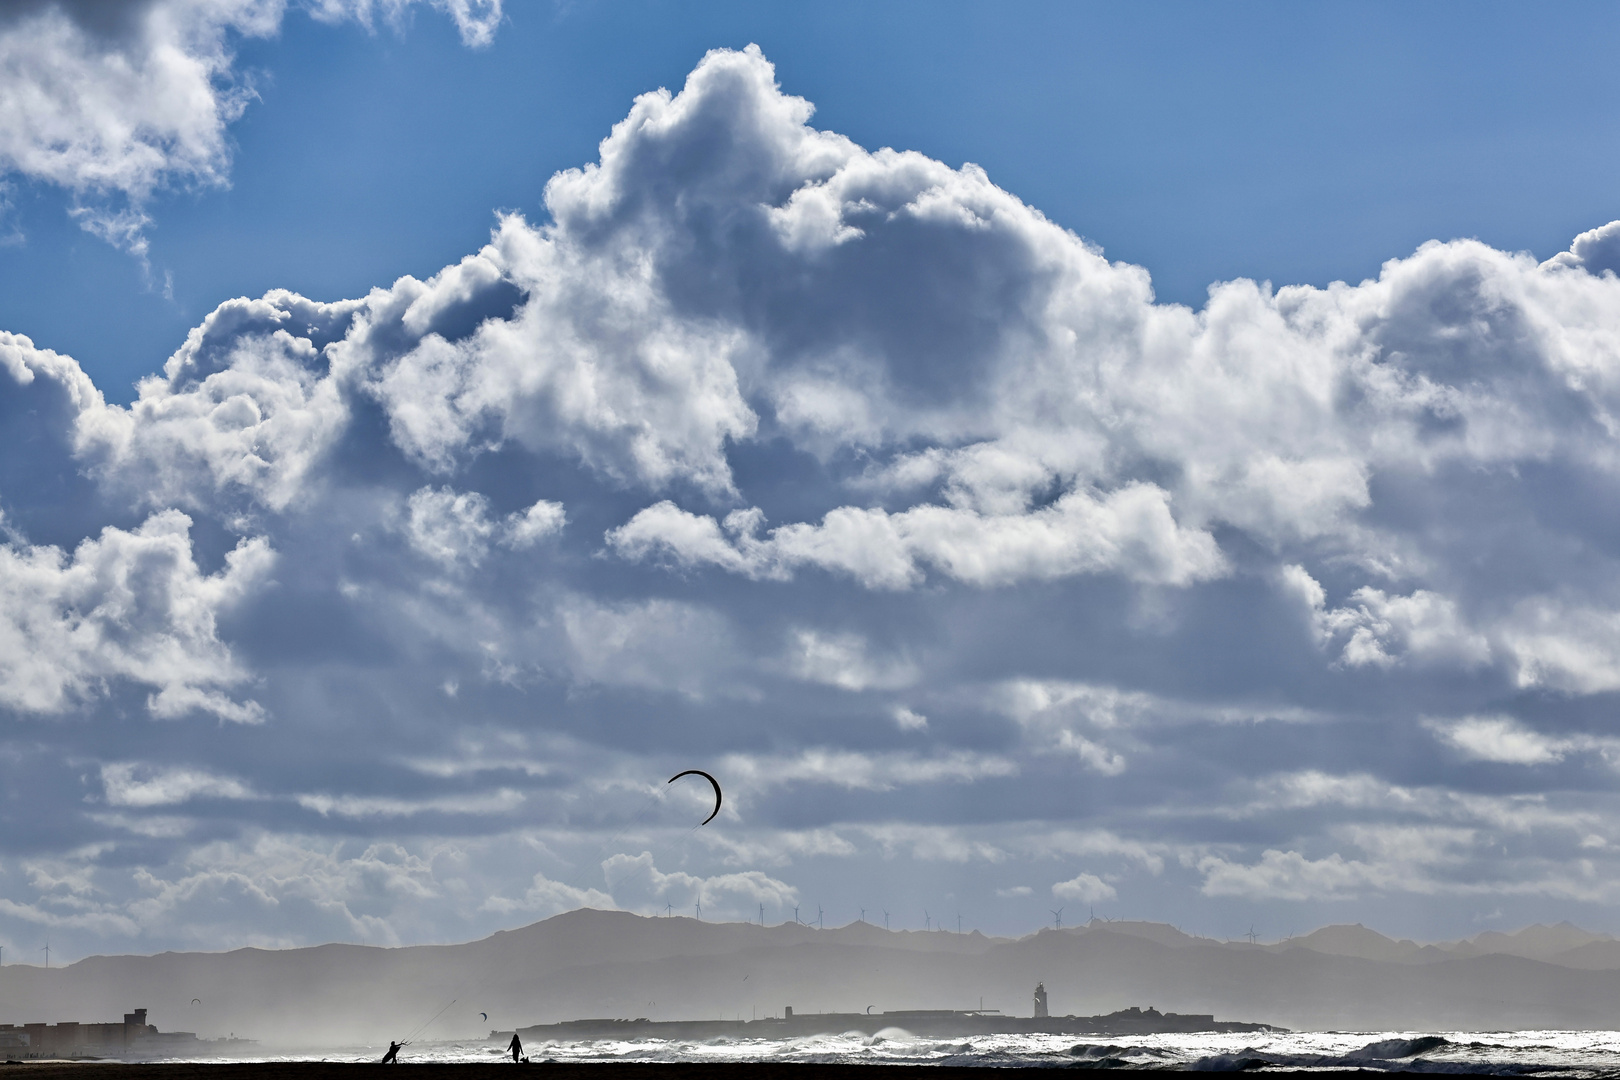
3,0,1620,963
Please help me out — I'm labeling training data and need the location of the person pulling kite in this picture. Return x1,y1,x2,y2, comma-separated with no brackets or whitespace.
380,1041,403,1064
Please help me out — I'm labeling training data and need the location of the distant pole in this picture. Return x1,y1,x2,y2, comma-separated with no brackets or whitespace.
957,913,962,934
817,905,824,930
42,942,49,969
794,905,800,924
760,903,765,926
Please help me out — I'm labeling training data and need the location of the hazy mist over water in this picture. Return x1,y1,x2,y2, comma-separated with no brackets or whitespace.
9,909,1620,1072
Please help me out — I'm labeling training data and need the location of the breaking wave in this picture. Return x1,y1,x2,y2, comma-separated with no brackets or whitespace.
135,1029,1620,1073
1187,1034,1574,1074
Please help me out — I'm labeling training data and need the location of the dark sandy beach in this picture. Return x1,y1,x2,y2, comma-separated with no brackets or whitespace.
0,1065,1471,1078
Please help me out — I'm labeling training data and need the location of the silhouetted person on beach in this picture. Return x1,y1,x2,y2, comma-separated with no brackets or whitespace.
509,1032,524,1063
380,1041,402,1064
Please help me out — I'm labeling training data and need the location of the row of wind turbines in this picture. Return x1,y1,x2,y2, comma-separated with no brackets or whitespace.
0,942,50,967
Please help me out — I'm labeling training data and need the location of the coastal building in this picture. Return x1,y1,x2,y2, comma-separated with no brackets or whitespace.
0,1008,202,1059
1033,982,1049,1018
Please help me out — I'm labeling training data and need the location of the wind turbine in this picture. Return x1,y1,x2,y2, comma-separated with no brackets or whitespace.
794,905,801,925
695,902,701,921
664,903,673,918
860,907,866,923
1245,926,1258,945
924,910,932,931
1050,907,1063,931
817,904,824,930
956,913,963,934
760,902,765,926
41,941,49,969
883,909,890,931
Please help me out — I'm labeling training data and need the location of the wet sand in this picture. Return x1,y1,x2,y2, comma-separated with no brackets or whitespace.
0,1065,1459,1078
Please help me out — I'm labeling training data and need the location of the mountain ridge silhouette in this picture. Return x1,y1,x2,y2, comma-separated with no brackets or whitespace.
3,909,1618,1045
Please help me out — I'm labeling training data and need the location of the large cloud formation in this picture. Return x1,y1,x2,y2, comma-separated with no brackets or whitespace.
4,46,1620,957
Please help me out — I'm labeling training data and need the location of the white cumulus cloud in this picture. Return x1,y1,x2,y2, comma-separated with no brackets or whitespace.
101,762,253,807
0,509,273,722
1052,873,1116,904
1426,715,1619,767
787,628,918,691
608,484,1226,591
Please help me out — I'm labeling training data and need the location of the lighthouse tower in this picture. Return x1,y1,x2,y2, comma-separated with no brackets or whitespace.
1033,982,1049,1018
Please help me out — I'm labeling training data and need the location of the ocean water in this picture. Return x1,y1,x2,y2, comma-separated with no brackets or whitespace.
165,1029,1620,1072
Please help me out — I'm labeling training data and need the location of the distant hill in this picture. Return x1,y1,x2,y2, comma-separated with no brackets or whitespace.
1079,919,1209,949
1276,923,1433,963
3,911,1620,1048
1269,920,1620,967
1440,922,1616,961
1551,940,1620,970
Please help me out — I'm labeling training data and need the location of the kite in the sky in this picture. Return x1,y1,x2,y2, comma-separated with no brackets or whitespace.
668,770,722,825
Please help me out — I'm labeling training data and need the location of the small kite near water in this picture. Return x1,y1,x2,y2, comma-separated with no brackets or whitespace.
668,770,722,825
480,1013,488,1022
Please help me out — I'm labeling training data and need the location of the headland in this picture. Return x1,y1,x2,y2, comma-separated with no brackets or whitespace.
511,1003,1283,1042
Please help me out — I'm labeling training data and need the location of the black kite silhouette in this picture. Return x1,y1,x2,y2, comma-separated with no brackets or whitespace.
668,769,722,825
